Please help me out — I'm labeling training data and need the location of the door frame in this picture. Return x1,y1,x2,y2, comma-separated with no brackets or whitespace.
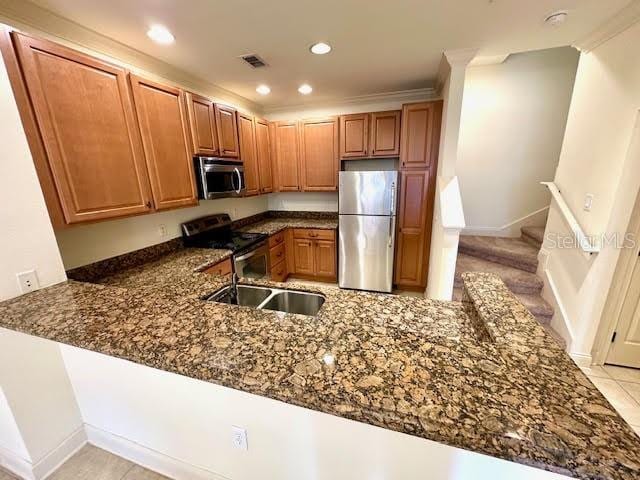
592,113,640,365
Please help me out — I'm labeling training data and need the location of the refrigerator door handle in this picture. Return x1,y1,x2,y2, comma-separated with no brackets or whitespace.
389,182,396,215
388,217,393,248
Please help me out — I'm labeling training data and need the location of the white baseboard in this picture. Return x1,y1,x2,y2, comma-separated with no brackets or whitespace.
569,353,594,368
0,427,86,480
463,206,549,238
0,445,34,480
85,424,228,480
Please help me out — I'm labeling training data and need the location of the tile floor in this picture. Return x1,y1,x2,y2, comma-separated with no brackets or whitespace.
0,445,168,480
580,364,640,436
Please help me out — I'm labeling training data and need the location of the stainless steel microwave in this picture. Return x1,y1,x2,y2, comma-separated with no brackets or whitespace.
193,157,245,199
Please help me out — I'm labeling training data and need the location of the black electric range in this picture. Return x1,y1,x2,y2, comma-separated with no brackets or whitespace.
181,214,267,256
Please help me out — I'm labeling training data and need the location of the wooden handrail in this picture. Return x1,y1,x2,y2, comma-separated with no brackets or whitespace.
541,182,600,254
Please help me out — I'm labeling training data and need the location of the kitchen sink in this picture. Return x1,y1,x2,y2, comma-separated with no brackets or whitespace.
260,291,325,316
206,284,272,307
205,284,325,316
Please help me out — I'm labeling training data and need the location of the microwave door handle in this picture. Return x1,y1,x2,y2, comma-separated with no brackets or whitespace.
234,168,243,194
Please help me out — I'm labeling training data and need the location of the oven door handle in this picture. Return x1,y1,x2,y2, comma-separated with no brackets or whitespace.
234,168,243,194
235,249,259,262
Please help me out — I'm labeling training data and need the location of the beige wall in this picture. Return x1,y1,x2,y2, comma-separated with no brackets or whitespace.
0,44,66,301
56,196,268,270
458,47,579,236
540,21,640,357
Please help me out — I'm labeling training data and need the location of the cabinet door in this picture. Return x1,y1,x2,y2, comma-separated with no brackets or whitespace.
299,117,339,191
255,119,273,193
400,101,442,169
237,113,260,196
130,75,197,210
274,121,300,191
314,240,336,279
13,32,152,223
370,110,401,157
185,92,218,156
293,239,314,275
394,170,431,288
214,104,240,158
339,113,368,159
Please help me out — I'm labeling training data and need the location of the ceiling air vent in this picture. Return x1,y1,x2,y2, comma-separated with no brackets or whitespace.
240,53,267,68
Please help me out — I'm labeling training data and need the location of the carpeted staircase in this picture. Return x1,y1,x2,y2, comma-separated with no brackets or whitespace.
454,226,566,348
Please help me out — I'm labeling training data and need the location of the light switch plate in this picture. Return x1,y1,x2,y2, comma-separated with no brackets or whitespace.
583,194,594,212
232,425,248,450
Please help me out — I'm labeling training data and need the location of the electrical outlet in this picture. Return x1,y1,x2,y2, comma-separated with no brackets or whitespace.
158,224,168,237
232,426,248,450
583,194,594,212
17,270,39,294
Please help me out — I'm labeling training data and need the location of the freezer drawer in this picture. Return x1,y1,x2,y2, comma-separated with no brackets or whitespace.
339,171,398,216
339,214,395,292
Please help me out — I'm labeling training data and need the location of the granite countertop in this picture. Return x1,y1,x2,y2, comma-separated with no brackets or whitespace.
1,220,639,479
239,217,338,236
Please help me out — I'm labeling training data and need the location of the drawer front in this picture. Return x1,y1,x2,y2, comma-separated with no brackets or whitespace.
271,259,288,282
269,242,286,265
292,228,335,240
269,230,285,248
203,258,233,276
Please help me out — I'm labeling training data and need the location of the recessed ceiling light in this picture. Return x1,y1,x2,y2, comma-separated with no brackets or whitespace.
310,42,332,55
544,11,568,26
256,85,271,95
298,84,313,95
147,24,175,45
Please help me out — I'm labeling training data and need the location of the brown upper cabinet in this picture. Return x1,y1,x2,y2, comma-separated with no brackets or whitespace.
129,75,197,211
255,118,274,193
237,113,260,196
339,110,401,159
12,32,153,224
370,111,401,157
339,114,368,158
400,101,442,169
185,92,218,156
299,117,339,191
214,104,240,158
273,121,300,191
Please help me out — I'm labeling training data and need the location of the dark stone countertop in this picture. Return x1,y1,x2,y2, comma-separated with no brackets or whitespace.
1,220,639,479
239,217,338,236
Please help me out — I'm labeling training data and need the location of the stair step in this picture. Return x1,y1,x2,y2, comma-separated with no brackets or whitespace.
521,226,545,248
458,235,539,273
454,253,543,294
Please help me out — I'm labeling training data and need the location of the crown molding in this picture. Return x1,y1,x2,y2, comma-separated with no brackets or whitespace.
262,87,437,115
443,47,479,67
574,0,640,52
0,0,261,114
469,54,509,67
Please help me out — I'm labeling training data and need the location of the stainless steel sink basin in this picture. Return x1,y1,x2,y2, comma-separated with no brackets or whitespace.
206,284,272,307
260,291,325,316
205,284,325,316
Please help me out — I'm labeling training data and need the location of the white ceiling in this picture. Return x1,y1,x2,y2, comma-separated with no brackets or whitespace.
28,0,631,107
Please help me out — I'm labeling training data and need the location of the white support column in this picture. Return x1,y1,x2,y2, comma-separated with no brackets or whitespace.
426,49,477,300
0,330,86,479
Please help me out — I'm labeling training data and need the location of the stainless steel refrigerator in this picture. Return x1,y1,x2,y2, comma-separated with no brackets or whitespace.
338,171,398,293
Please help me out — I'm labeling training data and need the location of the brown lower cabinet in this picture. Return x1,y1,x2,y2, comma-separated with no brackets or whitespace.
267,228,337,283
203,258,233,276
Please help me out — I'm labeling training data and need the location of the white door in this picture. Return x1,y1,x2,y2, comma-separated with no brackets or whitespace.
607,253,640,368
